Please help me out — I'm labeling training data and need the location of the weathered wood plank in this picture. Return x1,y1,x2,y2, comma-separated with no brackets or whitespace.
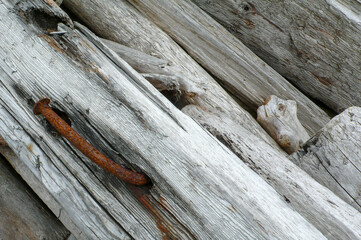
83,27,361,235
126,0,330,135
192,0,361,113
290,107,361,212
0,1,331,239
0,151,70,240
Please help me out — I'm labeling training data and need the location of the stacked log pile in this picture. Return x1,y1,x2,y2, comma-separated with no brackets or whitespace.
0,0,360,239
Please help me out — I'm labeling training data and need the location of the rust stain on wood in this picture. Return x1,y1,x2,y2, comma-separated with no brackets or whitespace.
231,205,239,213
244,19,255,29
263,96,272,105
318,42,326,48
247,2,283,32
76,34,98,53
27,143,34,153
18,10,26,20
38,34,64,53
0,136,7,146
90,67,110,84
128,185,196,239
316,29,335,42
39,32,110,84
128,185,176,240
312,73,332,86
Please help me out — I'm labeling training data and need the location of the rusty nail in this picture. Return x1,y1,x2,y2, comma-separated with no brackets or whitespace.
33,98,150,186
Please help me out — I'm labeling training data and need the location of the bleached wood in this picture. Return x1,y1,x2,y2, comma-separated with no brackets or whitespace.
71,11,361,238
257,95,310,154
100,38,200,100
125,0,330,135
100,38,171,74
182,105,361,240
62,0,286,150
0,107,134,240
64,2,361,236
0,1,334,239
290,107,361,212
192,0,361,113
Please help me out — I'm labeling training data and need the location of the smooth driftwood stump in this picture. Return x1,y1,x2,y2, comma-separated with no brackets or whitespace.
257,95,310,154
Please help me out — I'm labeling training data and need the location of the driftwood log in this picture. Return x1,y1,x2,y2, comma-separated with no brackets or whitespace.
290,107,361,212
60,1,361,238
192,0,361,113
1,0,361,239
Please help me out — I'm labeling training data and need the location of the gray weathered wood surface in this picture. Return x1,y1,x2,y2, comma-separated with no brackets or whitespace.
1,0,361,239
0,151,70,240
62,0,282,149
125,0,331,135
181,104,361,240
290,107,361,212
0,1,332,239
192,0,361,113
81,25,361,239
63,0,331,137
59,2,361,238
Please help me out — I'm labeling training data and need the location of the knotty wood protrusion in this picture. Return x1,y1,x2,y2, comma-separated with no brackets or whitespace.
257,95,310,154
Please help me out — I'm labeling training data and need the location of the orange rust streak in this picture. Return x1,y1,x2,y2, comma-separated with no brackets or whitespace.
0,137,7,146
316,29,335,42
128,185,173,240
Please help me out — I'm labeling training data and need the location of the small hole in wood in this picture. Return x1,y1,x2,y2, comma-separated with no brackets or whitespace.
21,9,61,32
160,90,197,110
